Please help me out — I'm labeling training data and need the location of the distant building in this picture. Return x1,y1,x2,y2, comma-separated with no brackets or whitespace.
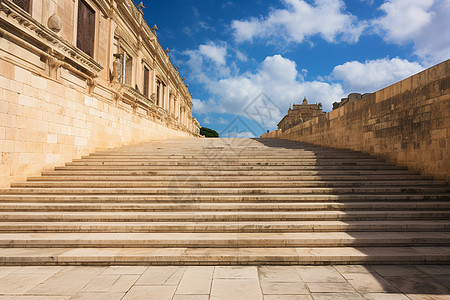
333,93,372,110
277,97,325,132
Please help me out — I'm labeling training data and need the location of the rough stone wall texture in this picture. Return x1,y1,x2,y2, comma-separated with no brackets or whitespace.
0,61,192,188
262,60,450,181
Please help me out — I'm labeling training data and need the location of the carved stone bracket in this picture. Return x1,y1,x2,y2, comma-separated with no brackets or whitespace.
87,77,97,94
46,55,63,79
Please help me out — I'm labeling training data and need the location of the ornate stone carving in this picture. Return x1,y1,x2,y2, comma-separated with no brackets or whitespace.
47,12,62,33
0,0,103,75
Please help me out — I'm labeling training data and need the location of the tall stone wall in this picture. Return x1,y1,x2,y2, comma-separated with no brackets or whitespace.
0,0,201,188
0,62,192,188
262,60,450,181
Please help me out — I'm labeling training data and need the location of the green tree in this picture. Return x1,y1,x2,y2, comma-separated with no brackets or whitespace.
200,127,219,138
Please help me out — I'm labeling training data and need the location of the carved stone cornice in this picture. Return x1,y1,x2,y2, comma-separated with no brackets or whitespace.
116,84,155,111
0,0,103,76
114,26,138,54
113,0,191,103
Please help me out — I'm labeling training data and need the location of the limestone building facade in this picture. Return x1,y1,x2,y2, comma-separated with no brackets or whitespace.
277,97,325,132
0,0,200,187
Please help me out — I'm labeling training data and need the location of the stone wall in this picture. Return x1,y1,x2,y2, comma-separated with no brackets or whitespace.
262,60,450,181
0,62,192,188
0,0,201,188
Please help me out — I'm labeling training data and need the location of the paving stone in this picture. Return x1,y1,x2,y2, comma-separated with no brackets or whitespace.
260,281,309,295
108,275,140,292
311,293,363,300
406,295,450,300
101,266,148,275
211,278,263,300
0,297,69,300
214,266,258,278
136,266,186,286
431,275,450,289
307,282,357,293
0,269,59,294
0,267,20,278
259,266,302,282
371,265,425,276
26,267,106,295
172,296,209,300
69,292,124,300
263,296,313,300
383,275,450,295
297,266,346,283
416,265,450,275
81,274,121,292
175,266,214,295
121,285,177,300
81,274,139,293
344,272,399,293
18,266,64,274
334,265,375,275
363,293,410,300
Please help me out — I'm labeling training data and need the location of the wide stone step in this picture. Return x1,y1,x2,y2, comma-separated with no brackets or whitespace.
42,169,420,176
27,174,433,181
10,181,447,189
1,220,449,233
92,149,368,155
0,202,449,212
0,232,448,248
0,246,448,265
81,157,378,162
1,211,448,222
66,161,392,166
1,187,448,195
1,194,447,203
57,165,406,171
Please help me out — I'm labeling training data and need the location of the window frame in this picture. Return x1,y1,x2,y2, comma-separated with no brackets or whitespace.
76,0,96,58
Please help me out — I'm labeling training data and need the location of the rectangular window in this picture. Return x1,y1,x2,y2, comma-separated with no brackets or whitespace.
76,0,95,57
13,0,31,13
143,67,149,97
162,82,165,107
125,54,132,86
156,81,160,106
115,48,133,86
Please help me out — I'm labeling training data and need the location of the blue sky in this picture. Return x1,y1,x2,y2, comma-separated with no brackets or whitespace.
139,0,450,137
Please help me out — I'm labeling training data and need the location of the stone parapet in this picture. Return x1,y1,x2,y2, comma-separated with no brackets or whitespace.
262,60,450,181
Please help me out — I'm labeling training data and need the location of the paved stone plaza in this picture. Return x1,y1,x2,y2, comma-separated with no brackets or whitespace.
0,265,449,299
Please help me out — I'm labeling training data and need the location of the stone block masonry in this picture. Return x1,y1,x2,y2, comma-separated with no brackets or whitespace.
0,0,201,188
262,60,450,181
0,62,192,188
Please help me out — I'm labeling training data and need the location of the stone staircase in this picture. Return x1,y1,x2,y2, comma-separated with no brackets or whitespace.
0,138,449,265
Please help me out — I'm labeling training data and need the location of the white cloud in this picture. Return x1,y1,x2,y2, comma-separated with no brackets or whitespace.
223,131,257,138
373,0,450,63
203,116,228,125
190,53,344,123
331,58,424,93
231,0,366,44
374,0,434,42
198,42,227,66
